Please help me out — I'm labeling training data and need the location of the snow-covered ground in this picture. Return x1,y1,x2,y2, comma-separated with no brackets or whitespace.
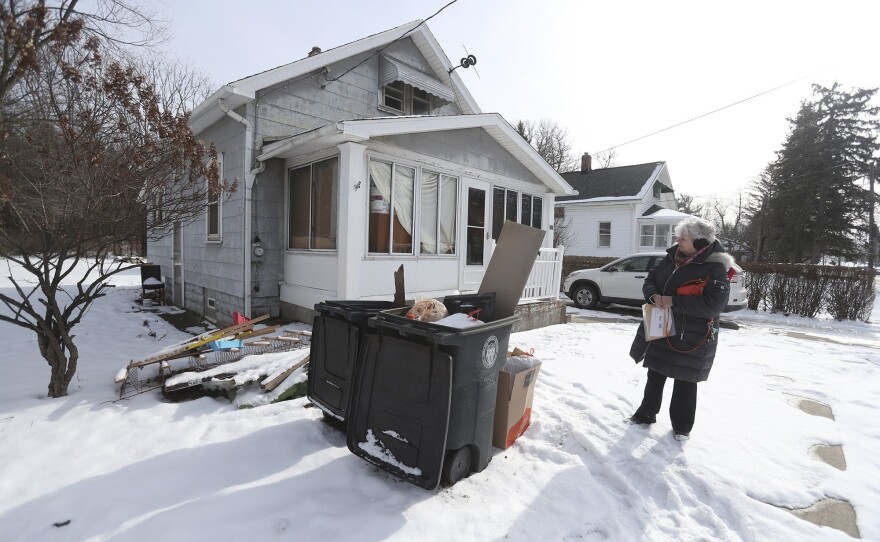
0,261,878,542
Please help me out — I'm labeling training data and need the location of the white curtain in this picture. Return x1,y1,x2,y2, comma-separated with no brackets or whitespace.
369,160,414,252
420,172,439,253
439,175,457,254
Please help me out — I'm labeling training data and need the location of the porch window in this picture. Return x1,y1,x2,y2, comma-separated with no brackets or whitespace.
368,160,415,254
598,222,611,247
288,156,339,250
492,187,520,239
640,224,673,248
520,194,544,228
420,170,457,254
206,154,223,241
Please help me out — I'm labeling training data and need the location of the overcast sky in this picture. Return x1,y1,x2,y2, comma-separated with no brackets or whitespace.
159,0,880,203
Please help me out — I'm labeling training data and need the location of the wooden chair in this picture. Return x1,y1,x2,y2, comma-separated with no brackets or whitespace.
140,264,165,305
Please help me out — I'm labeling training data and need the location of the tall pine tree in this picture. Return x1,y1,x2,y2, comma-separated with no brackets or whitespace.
764,84,878,263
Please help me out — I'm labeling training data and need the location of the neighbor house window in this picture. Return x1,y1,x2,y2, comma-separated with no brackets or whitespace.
420,170,457,254
598,222,611,247
640,224,673,248
288,156,339,250
206,154,223,241
368,160,415,254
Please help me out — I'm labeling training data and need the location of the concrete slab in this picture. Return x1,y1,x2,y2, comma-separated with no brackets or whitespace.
809,444,847,471
786,498,860,539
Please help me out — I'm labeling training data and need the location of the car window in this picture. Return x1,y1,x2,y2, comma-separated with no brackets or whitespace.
619,256,654,272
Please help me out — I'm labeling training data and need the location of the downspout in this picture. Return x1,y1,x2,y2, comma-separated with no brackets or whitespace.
218,98,266,317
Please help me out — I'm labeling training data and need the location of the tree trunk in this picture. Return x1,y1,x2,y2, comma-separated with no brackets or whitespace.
38,326,79,398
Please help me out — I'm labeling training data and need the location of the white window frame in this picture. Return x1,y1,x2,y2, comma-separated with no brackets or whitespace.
598,221,611,247
366,155,458,258
640,224,674,248
206,153,223,242
379,81,434,116
286,155,340,251
420,169,459,255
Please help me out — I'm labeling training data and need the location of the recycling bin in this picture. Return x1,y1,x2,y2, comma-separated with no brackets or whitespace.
346,296,517,489
307,300,396,425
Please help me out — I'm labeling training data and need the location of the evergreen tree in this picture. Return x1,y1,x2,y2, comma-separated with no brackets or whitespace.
764,84,879,263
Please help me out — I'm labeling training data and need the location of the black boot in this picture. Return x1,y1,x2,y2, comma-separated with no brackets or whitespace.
629,411,656,425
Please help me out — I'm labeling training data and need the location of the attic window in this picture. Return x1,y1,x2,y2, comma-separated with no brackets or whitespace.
378,55,453,115
380,81,436,115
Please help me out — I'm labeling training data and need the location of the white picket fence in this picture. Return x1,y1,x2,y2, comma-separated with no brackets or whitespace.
520,246,565,302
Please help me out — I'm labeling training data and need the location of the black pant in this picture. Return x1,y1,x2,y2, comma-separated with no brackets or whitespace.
636,369,697,434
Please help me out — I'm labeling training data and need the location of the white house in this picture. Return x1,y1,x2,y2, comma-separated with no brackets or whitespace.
557,154,682,258
147,20,574,326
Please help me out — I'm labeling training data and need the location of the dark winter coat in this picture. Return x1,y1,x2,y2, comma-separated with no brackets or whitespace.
629,241,733,382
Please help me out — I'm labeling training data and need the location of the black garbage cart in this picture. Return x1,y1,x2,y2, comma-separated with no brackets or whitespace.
307,300,396,424
346,297,517,489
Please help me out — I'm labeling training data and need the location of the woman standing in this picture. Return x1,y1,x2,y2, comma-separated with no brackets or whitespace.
629,217,733,440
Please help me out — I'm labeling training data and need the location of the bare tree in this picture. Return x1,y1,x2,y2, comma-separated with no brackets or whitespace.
593,148,618,169
553,206,577,248
0,1,228,397
675,193,704,217
515,118,578,172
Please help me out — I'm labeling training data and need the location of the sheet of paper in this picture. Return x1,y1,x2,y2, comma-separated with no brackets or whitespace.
647,306,669,338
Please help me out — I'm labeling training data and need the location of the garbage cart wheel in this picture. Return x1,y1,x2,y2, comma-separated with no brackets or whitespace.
442,446,472,485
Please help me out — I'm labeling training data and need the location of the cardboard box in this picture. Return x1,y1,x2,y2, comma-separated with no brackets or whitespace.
493,359,541,449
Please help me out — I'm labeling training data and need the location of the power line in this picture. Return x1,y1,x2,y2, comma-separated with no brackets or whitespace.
325,0,458,83
593,72,820,155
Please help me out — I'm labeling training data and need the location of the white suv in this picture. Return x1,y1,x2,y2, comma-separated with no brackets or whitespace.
562,252,748,312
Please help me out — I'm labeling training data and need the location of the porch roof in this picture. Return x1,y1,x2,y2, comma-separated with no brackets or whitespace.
257,114,576,196
188,20,480,134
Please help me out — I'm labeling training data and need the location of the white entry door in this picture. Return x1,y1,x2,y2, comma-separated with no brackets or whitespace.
460,178,491,292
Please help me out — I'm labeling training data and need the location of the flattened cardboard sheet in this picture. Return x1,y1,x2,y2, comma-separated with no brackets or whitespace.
479,221,547,319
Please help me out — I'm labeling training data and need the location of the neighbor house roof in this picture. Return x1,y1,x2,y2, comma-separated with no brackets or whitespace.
257,113,575,196
188,20,480,134
556,162,668,203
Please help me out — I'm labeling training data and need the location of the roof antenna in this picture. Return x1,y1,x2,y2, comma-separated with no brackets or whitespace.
448,45,479,78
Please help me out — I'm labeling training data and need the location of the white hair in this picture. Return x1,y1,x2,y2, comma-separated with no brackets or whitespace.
674,216,716,244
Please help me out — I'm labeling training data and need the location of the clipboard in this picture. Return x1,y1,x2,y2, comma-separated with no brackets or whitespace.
642,304,675,340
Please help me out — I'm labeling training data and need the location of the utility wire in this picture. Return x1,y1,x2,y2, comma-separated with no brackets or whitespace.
325,0,458,83
594,72,820,155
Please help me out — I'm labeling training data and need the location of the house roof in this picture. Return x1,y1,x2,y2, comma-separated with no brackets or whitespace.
258,113,575,196
188,20,480,134
556,162,667,203
640,208,692,220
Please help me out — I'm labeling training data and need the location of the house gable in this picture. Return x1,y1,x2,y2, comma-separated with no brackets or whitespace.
189,20,479,135
558,162,664,202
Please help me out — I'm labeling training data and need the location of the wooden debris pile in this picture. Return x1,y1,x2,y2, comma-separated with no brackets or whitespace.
115,314,312,401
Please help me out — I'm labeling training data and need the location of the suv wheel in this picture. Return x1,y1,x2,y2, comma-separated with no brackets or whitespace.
571,284,599,309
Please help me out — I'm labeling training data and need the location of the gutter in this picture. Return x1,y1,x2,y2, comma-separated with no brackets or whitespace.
218,98,266,318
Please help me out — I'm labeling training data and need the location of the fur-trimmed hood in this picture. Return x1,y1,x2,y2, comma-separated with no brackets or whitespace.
705,251,735,270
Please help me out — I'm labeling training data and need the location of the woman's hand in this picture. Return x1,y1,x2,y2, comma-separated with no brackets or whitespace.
654,295,674,308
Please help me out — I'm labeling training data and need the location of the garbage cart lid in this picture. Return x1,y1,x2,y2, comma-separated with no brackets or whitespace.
346,334,452,490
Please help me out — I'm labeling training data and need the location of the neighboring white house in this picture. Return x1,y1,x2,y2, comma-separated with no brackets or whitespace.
147,20,574,326
556,154,683,258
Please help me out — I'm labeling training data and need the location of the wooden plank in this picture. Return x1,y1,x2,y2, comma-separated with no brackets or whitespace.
261,356,310,391
127,315,270,369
